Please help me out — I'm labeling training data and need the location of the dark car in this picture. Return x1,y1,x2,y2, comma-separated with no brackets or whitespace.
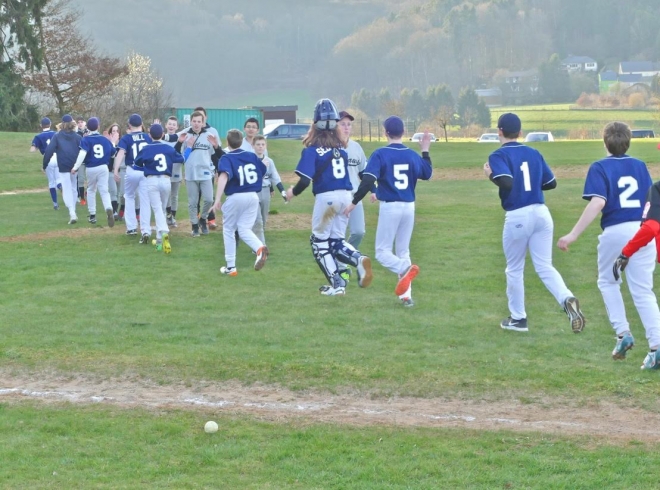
631,129,655,138
264,123,310,140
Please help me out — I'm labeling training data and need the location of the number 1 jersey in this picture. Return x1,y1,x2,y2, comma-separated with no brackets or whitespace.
118,132,153,169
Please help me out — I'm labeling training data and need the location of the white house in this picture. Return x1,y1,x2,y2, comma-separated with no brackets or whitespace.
561,56,598,72
618,61,660,77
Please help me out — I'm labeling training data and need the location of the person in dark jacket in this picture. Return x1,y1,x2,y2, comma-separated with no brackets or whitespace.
44,114,83,224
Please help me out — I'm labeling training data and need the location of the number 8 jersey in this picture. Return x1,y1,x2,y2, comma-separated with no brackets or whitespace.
583,154,652,229
218,149,267,195
295,146,352,195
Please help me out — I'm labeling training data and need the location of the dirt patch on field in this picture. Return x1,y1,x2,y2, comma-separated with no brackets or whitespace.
1,370,659,441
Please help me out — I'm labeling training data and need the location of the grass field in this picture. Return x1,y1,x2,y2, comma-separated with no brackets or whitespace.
3,133,660,488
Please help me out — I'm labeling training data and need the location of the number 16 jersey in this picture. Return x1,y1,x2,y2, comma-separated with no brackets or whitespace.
218,149,267,195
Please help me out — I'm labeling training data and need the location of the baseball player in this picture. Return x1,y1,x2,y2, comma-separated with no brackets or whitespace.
252,135,285,246
43,115,82,224
134,123,185,254
559,121,660,365
113,114,153,242
285,98,373,296
210,129,268,275
71,117,115,227
104,123,121,220
30,117,60,209
344,116,431,307
76,117,88,205
164,116,182,228
484,112,585,333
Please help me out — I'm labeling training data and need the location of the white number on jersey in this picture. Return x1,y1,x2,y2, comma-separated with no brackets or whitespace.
131,142,147,159
520,161,531,192
46,139,51,146
393,164,409,190
618,176,640,208
154,154,167,172
331,157,346,179
93,144,104,159
238,164,258,186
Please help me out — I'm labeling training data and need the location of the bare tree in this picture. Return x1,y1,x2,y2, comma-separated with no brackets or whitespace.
435,105,455,142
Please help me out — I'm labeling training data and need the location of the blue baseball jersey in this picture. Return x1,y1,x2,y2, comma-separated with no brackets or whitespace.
135,141,185,177
118,132,153,170
217,149,267,195
488,142,555,211
295,146,352,195
80,134,115,168
363,143,432,202
583,155,652,229
32,130,56,155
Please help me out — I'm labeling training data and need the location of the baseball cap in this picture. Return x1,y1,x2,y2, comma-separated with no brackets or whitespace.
61,114,73,123
87,117,99,132
338,111,354,121
383,116,404,137
128,113,142,127
41,117,51,127
497,113,521,134
149,123,164,140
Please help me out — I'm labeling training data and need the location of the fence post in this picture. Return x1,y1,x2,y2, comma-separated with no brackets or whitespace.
368,121,372,142
377,119,380,141
360,118,363,141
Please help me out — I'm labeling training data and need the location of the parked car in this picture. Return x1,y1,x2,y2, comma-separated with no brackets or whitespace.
264,123,310,140
631,129,655,138
409,132,438,142
477,133,500,143
524,132,554,142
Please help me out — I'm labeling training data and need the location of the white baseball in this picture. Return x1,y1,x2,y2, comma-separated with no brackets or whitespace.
204,421,218,433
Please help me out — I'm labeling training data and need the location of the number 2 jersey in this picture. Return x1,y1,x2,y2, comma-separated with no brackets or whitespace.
79,133,115,167
583,154,652,229
363,143,432,202
488,142,555,211
295,146,352,195
134,141,185,177
118,131,153,170
217,149,267,195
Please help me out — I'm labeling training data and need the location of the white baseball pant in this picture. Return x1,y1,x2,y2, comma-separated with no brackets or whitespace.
45,161,60,189
252,186,271,244
222,192,262,268
58,171,78,218
124,166,151,234
347,200,366,249
85,166,112,216
311,190,351,240
147,175,171,239
108,171,117,202
375,201,414,276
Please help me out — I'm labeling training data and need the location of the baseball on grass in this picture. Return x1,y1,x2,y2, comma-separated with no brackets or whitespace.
152,239,157,245
204,421,218,433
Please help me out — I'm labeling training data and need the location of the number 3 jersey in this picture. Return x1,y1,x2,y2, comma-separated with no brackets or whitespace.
134,141,185,177
79,133,116,167
583,154,652,229
295,146,352,195
363,143,432,202
218,149,267,195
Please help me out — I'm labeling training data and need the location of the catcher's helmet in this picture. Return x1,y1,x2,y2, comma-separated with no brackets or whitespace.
313,98,340,130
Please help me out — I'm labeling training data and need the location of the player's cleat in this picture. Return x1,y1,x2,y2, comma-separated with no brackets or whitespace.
139,233,151,244
118,210,124,221
80,199,86,206
208,219,218,229
68,216,78,225
401,297,415,307
88,215,97,224
106,208,115,228
199,218,209,235
162,233,171,254
563,296,585,333
254,246,269,271
155,241,163,252
339,267,351,283
220,266,238,276
395,264,419,296
500,317,528,332
641,350,660,370
612,332,634,360
320,285,345,296
53,203,59,210
191,224,200,237
170,218,177,228
166,213,174,226
356,256,373,288
125,229,137,236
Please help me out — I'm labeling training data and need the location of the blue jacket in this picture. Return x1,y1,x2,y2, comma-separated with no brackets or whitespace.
43,129,82,172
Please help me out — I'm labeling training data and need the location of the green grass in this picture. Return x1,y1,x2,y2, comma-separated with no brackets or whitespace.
3,133,660,487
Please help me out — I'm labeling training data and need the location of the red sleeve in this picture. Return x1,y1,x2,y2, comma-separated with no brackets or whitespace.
622,219,660,259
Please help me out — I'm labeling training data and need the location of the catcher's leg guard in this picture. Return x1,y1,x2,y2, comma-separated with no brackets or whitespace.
329,238,361,267
310,235,345,287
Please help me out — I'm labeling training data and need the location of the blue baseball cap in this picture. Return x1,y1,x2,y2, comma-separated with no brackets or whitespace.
61,114,73,123
149,123,164,140
87,117,99,132
383,116,404,137
128,113,142,127
41,117,51,127
497,113,521,134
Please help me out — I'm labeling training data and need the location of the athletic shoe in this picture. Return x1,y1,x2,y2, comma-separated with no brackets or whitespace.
208,219,218,229
199,218,209,235
395,264,419,296
162,234,171,254
339,267,352,283
76,197,81,203
220,266,238,276
356,256,373,288
155,241,163,252
254,246,269,271
68,216,78,225
166,214,174,226
106,208,115,228
320,286,345,296
191,224,200,237
401,297,415,307
80,199,87,206
53,203,59,210
118,210,124,221
500,317,528,332
171,218,177,228
641,351,660,370
563,296,585,333
139,233,151,244
88,215,97,224
612,332,635,360
125,229,137,236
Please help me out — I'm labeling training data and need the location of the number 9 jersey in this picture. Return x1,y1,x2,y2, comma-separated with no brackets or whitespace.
583,154,652,229
218,149,267,195
295,146,352,195
79,134,116,168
